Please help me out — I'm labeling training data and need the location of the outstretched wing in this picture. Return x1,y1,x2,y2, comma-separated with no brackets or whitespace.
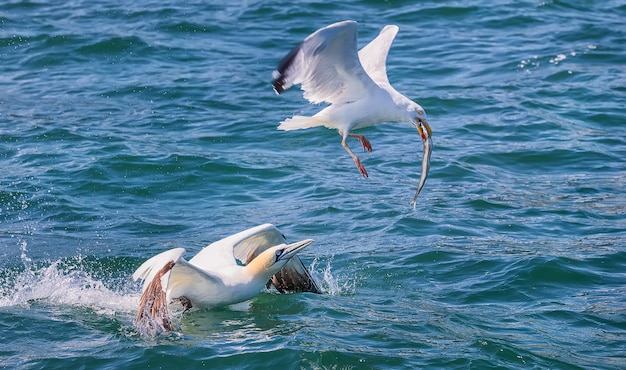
230,223,287,264
272,20,379,105
189,223,285,270
133,247,185,292
358,24,399,87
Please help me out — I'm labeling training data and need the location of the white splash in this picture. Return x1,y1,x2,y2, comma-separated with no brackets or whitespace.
0,259,138,316
309,256,355,296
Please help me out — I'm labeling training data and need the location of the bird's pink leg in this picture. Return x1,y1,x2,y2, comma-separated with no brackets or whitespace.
348,133,373,152
341,135,368,177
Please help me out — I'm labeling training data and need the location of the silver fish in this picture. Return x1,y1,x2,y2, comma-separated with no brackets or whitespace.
411,120,432,208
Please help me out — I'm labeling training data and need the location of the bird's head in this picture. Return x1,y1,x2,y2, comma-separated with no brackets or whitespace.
409,104,431,136
409,103,433,207
245,239,314,280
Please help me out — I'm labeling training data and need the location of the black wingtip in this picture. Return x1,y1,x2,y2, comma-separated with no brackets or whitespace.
272,41,302,94
272,73,286,94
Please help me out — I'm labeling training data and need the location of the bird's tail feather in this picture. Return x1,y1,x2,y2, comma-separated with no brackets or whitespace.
278,115,325,131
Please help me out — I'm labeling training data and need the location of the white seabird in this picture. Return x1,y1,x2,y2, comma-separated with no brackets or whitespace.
133,223,320,332
272,20,433,206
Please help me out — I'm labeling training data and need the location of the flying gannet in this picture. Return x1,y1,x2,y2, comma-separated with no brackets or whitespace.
272,20,433,206
133,223,320,332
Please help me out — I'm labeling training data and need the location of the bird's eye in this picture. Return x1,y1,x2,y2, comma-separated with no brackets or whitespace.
275,249,284,260
417,109,424,115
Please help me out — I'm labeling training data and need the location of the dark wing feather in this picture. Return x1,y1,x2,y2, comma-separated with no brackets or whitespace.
269,256,322,294
273,41,302,94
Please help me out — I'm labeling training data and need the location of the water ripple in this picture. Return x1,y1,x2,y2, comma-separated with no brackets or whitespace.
1,0,625,368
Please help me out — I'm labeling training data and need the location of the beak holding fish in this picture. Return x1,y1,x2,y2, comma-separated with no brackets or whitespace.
411,117,433,209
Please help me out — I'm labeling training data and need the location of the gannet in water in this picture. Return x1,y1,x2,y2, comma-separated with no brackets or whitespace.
133,223,320,332
272,20,433,206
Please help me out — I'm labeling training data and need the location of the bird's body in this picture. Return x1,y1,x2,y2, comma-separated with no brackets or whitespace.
133,224,319,332
273,20,433,205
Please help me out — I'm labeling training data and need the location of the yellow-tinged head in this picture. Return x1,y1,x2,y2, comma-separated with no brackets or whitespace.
244,239,314,280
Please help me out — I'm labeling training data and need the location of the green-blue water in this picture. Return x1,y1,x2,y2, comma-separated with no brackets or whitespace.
1,0,625,368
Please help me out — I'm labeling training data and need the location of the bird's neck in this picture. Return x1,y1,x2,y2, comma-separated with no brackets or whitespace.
391,92,416,112
240,260,276,287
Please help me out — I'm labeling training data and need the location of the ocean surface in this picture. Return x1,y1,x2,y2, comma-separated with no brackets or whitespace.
1,0,625,368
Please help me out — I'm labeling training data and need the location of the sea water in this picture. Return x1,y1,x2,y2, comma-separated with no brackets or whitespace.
1,0,625,368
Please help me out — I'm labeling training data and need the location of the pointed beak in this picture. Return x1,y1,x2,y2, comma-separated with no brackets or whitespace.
411,118,433,208
278,239,314,261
